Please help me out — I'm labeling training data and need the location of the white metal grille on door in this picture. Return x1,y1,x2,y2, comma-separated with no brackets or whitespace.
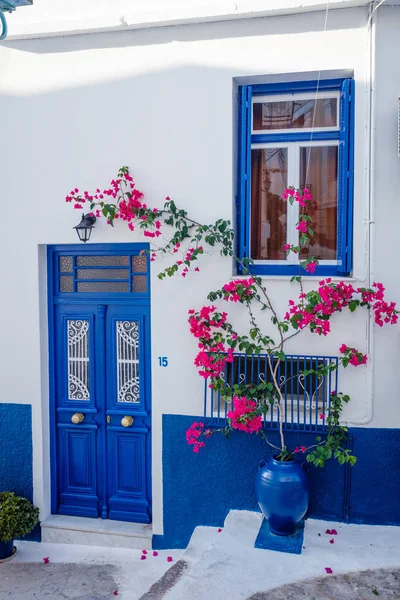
116,321,140,403
67,320,90,400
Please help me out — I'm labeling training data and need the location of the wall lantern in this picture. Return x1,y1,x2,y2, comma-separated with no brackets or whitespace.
0,0,33,41
73,213,96,243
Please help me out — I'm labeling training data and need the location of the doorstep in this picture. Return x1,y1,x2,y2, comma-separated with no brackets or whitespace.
41,515,152,549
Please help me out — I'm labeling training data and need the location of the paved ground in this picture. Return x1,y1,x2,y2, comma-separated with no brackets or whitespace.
0,541,183,600
0,563,117,599
0,514,399,599
1,561,399,600
249,567,400,600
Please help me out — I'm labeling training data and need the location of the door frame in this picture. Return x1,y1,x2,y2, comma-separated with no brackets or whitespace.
47,243,152,520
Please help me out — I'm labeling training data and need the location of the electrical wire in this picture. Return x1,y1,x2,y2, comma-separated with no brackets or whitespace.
305,0,331,184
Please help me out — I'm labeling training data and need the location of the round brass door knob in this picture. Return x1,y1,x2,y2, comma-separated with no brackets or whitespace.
71,412,85,424
121,415,134,427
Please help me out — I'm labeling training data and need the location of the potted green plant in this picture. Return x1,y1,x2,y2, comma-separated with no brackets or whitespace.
0,492,39,560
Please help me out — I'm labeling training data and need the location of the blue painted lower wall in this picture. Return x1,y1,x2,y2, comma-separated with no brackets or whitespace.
153,414,400,549
0,404,33,501
0,403,39,541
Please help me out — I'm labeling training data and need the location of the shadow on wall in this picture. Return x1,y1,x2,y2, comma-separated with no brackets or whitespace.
1,7,367,54
154,415,400,549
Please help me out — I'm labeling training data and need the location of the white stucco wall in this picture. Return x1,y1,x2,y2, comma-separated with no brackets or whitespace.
0,5,389,533
370,4,400,427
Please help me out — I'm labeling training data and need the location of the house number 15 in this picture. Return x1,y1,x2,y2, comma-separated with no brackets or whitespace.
158,357,168,367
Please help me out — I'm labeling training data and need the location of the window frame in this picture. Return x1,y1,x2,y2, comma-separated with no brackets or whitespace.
237,78,355,277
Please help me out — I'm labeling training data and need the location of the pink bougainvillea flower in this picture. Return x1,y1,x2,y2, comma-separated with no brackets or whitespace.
43,557,50,564
153,551,158,556
167,556,173,562
296,220,308,233
325,568,333,574
141,555,147,560
305,261,317,274
284,243,291,252
320,414,325,419
329,539,335,544
339,344,348,353
227,397,262,434
74,203,83,209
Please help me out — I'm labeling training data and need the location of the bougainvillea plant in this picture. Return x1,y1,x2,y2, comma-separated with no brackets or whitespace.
66,167,399,467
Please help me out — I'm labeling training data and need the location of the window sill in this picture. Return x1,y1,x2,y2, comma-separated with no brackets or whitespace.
236,264,354,278
232,273,359,283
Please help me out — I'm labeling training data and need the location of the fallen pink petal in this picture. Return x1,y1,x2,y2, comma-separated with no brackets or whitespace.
153,551,159,556
167,556,173,562
329,539,335,544
325,568,333,574
325,529,332,535
142,549,148,554
331,529,338,535
141,555,147,560
113,591,118,596
43,557,50,564
218,528,223,533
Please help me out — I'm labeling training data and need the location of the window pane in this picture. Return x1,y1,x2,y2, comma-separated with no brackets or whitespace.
132,255,147,273
253,98,337,131
76,269,129,280
76,256,129,267
77,281,129,292
59,256,73,272
132,276,147,293
60,276,73,292
67,320,90,401
300,146,338,260
116,321,140,403
250,148,288,260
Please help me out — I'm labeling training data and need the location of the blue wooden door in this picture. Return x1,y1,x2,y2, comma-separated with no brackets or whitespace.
105,305,151,522
50,245,151,523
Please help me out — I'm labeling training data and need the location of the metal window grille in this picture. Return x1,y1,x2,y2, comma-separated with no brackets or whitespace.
204,353,338,432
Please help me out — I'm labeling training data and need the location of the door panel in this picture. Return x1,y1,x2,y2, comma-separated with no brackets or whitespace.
55,305,100,517
106,305,151,523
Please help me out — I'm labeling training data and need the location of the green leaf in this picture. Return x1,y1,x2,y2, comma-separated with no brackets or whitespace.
349,300,358,312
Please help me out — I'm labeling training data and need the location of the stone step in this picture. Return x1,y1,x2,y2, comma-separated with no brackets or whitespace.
41,515,152,549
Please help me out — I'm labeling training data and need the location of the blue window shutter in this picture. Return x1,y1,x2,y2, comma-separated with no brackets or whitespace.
238,85,252,268
337,78,354,275
346,79,355,274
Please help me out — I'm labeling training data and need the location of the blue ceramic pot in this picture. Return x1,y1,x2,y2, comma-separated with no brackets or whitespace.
0,539,14,560
256,456,309,536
